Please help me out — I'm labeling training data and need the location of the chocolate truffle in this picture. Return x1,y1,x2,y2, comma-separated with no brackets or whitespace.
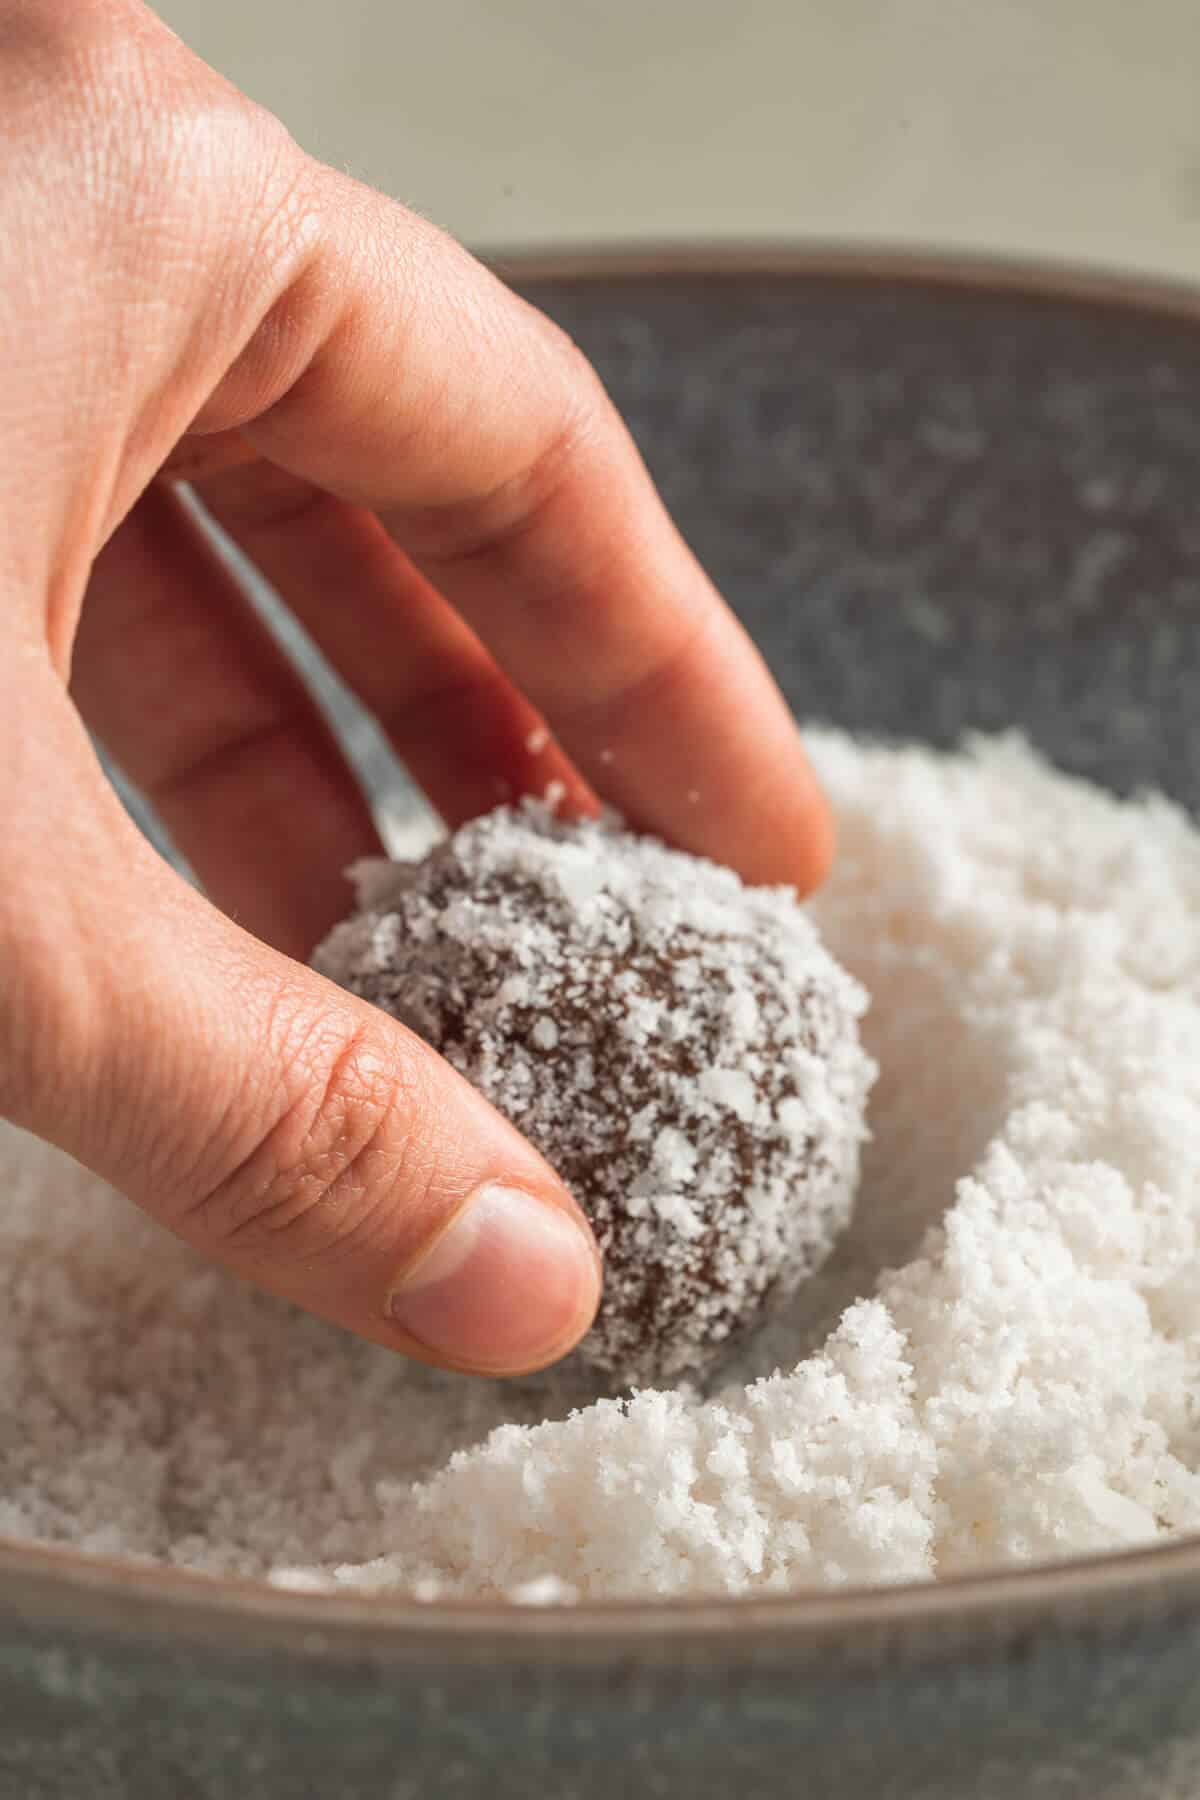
314,804,875,1387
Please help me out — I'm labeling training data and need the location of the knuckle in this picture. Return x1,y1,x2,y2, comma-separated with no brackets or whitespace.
535,313,610,427
194,1016,431,1269
63,16,313,298
523,323,627,517
0,8,319,443
0,5,312,281
143,88,303,267
404,320,611,569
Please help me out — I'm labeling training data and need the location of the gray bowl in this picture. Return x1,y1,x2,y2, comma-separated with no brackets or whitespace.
6,251,1200,1800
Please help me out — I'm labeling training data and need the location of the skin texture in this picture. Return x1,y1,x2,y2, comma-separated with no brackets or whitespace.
0,0,835,1376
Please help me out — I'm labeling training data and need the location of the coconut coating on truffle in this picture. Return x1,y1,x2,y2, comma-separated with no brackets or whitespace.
314,804,876,1386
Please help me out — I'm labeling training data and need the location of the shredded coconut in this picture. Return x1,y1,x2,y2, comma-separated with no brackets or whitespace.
313,802,874,1385
2,730,1200,1601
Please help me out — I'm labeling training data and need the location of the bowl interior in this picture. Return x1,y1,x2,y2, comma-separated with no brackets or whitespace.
69,252,1200,1642
506,255,1200,813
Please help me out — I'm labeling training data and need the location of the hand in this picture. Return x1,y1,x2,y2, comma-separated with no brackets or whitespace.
1,0,833,1376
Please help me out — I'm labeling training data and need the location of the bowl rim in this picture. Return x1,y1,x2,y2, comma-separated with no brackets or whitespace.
10,243,1200,1666
5,1527,1200,1670
490,238,1200,324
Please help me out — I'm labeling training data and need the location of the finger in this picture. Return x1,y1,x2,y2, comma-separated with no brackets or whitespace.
159,428,259,485
184,458,593,827
199,181,834,892
72,484,380,960
4,668,600,1377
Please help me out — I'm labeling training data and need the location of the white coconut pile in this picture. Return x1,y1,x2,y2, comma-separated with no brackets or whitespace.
3,729,1200,1601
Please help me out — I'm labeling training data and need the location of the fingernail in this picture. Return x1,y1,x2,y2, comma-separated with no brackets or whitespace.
387,1185,599,1374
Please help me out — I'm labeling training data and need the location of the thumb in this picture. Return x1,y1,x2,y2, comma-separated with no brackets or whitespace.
6,691,600,1377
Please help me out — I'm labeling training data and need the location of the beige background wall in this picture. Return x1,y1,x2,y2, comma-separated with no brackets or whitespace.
157,0,1200,280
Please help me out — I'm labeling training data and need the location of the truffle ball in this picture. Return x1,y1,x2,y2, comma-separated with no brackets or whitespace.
314,804,875,1387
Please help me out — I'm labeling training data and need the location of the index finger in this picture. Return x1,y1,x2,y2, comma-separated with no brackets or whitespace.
212,172,833,893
